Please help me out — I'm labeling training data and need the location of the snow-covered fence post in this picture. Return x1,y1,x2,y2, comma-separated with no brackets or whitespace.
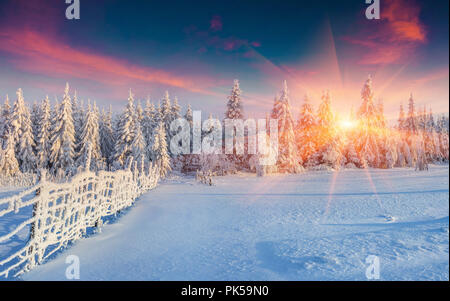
28,168,49,270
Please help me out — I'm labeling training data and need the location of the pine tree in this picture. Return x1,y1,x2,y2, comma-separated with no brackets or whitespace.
72,90,84,154
131,118,145,163
405,93,418,135
398,103,406,130
142,98,156,162
113,89,135,167
99,106,115,166
36,96,51,169
152,122,171,177
295,94,317,165
376,99,386,128
0,95,11,144
437,115,449,162
160,91,172,138
355,76,382,167
136,100,144,124
0,130,20,176
49,83,76,176
171,96,181,121
76,101,101,170
30,101,40,151
225,79,244,120
310,90,343,169
10,89,27,152
18,103,36,172
271,81,302,173
185,103,193,129
10,89,36,172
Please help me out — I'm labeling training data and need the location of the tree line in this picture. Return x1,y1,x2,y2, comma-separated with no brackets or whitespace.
0,77,448,179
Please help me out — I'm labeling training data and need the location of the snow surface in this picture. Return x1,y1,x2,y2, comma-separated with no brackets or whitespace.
14,165,450,280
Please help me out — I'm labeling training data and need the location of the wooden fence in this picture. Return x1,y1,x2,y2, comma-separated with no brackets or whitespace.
0,164,159,278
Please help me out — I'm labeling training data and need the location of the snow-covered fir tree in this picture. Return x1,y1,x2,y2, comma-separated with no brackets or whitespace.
130,117,146,164
405,93,418,135
171,96,181,122
113,90,136,168
136,100,144,124
9,89,36,172
152,121,171,177
30,101,40,151
142,98,157,162
0,95,11,144
76,101,101,171
355,76,382,167
35,96,51,169
17,101,36,173
72,91,86,156
295,94,317,166
271,81,302,173
310,90,343,169
160,91,172,141
49,83,76,176
225,79,244,120
0,130,20,176
10,89,27,152
398,103,406,130
99,106,115,166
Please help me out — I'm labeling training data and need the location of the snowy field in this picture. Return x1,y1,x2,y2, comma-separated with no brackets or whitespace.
2,165,448,281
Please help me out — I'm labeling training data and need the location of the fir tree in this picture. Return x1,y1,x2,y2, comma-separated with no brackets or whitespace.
160,91,172,138
113,89,135,167
0,130,20,176
0,95,11,144
152,122,171,177
355,76,382,167
171,96,181,121
142,98,156,162
398,103,406,130
225,79,244,120
76,101,101,170
295,94,317,165
405,93,418,135
49,83,76,176
18,103,36,172
271,81,302,173
131,118,145,164
99,106,115,166
35,96,51,169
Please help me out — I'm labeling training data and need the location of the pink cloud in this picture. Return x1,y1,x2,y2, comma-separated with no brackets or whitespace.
341,0,427,66
210,16,223,32
383,0,426,42
0,29,221,96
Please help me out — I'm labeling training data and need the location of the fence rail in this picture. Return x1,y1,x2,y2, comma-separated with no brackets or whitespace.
0,164,159,278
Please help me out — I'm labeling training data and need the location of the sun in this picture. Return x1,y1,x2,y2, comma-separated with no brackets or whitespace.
339,119,356,130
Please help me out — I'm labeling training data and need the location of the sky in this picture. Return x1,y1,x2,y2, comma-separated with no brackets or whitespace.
0,0,448,122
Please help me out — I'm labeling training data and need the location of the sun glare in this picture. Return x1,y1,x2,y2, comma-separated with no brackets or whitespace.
339,119,356,130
